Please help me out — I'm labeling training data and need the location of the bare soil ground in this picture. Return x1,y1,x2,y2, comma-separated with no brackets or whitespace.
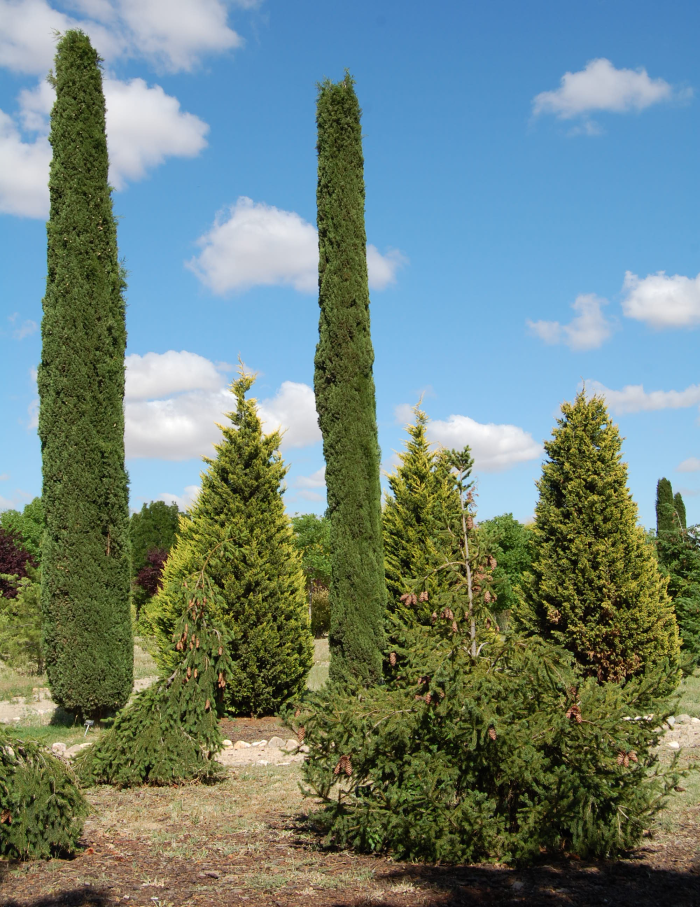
2,720,699,907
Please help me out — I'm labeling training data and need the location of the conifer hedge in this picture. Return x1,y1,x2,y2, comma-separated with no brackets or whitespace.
144,372,313,716
517,392,680,682
314,73,386,686
38,30,132,718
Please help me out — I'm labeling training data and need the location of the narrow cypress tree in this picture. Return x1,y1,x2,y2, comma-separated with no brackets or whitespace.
656,478,677,536
517,392,679,682
674,491,687,531
383,404,462,624
38,31,132,718
144,372,313,716
314,73,386,686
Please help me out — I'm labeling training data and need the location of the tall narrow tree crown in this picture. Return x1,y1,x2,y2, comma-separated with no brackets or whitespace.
314,73,386,685
38,30,132,718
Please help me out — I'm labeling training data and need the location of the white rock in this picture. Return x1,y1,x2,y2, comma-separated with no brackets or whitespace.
233,740,251,750
267,736,286,749
676,714,691,724
667,716,676,727
285,739,299,751
668,741,680,749
251,740,267,747
52,742,67,755
299,744,310,754
257,760,269,766
222,739,233,748
692,717,700,725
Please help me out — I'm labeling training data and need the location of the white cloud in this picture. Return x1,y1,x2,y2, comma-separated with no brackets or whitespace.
188,197,407,295
125,350,228,400
258,381,321,449
124,350,320,460
12,319,38,339
621,270,700,329
424,413,542,473
0,110,51,217
527,294,613,351
295,466,325,490
586,380,700,414
157,484,200,511
0,474,9,481
533,58,682,120
677,458,700,473
117,0,243,72
104,78,209,188
0,0,243,76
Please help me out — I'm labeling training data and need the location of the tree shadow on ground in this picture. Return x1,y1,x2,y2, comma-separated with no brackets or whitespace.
343,857,700,907
2,890,111,907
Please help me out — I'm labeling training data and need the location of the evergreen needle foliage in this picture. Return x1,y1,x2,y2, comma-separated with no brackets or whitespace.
39,30,132,719
0,728,88,859
516,392,680,683
144,370,313,716
293,630,679,866
383,404,462,626
656,478,676,535
0,567,44,674
76,559,233,788
315,72,386,686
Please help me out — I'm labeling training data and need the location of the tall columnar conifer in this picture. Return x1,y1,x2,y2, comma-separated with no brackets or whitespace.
314,73,386,686
144,372,313,716
517,392,679,682
656,478,676,536
674,491,687,531
383,405,462,625
38,31,132,718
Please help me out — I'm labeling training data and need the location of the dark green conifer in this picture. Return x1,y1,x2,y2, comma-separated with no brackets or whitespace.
674,491,687,531
144,371,313,716
383,404,461,625
38,30,132,718
314,73,386,686
656,478,676,535
517,392,680,682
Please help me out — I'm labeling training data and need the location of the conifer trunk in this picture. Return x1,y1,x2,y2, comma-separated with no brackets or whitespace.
314,73,386,686
38,30,132,719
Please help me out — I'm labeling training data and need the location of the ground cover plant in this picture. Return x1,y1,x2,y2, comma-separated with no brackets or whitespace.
0,726,88,859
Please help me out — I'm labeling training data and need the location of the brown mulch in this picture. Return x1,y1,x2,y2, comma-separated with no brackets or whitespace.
1,715,699,907
219,715,291,743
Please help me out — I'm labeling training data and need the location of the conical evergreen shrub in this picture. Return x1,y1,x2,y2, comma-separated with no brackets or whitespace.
516,391,680,682
315,72,386,686
383,404,462,626
144,371,313,716
39,30,132,718
0,728,88,859
76,557,233,788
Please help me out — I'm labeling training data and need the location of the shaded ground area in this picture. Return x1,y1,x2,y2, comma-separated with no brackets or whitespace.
2,754,699,907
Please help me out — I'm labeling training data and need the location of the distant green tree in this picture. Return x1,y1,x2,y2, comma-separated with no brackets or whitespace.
38,31,132,718
656,526,700,661
0,498,44,564
291,513,331,589
0,568,43,674
144,372,313,716
478,514,532,619
517,392,680,683
656,478,676,535
314,72,386,686
382,404,461,626
130,501,180,617
674,492,687,531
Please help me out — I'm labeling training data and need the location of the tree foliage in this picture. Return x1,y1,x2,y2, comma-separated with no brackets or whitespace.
291,513,331,589
477,514,532,620
0,568,44,674
77,560,233,788
516,392,680,683
0,498,44,564
315,72,386,686
383,404,462,627
0,727,88,859
0,528,34,599
38,30,132,718
144,371,313,716
292,461,680,866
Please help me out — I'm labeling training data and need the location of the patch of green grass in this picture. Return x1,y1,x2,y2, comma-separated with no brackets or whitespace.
0,664,46,701
674,669,700,718
307,637,329,691
133,638,158,681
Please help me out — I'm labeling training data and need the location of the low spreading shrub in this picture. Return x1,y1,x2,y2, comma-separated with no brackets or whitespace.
0,728,88,859
293,613,681,866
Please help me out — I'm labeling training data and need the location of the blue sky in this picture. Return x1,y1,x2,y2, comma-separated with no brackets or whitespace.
1,0,699,527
